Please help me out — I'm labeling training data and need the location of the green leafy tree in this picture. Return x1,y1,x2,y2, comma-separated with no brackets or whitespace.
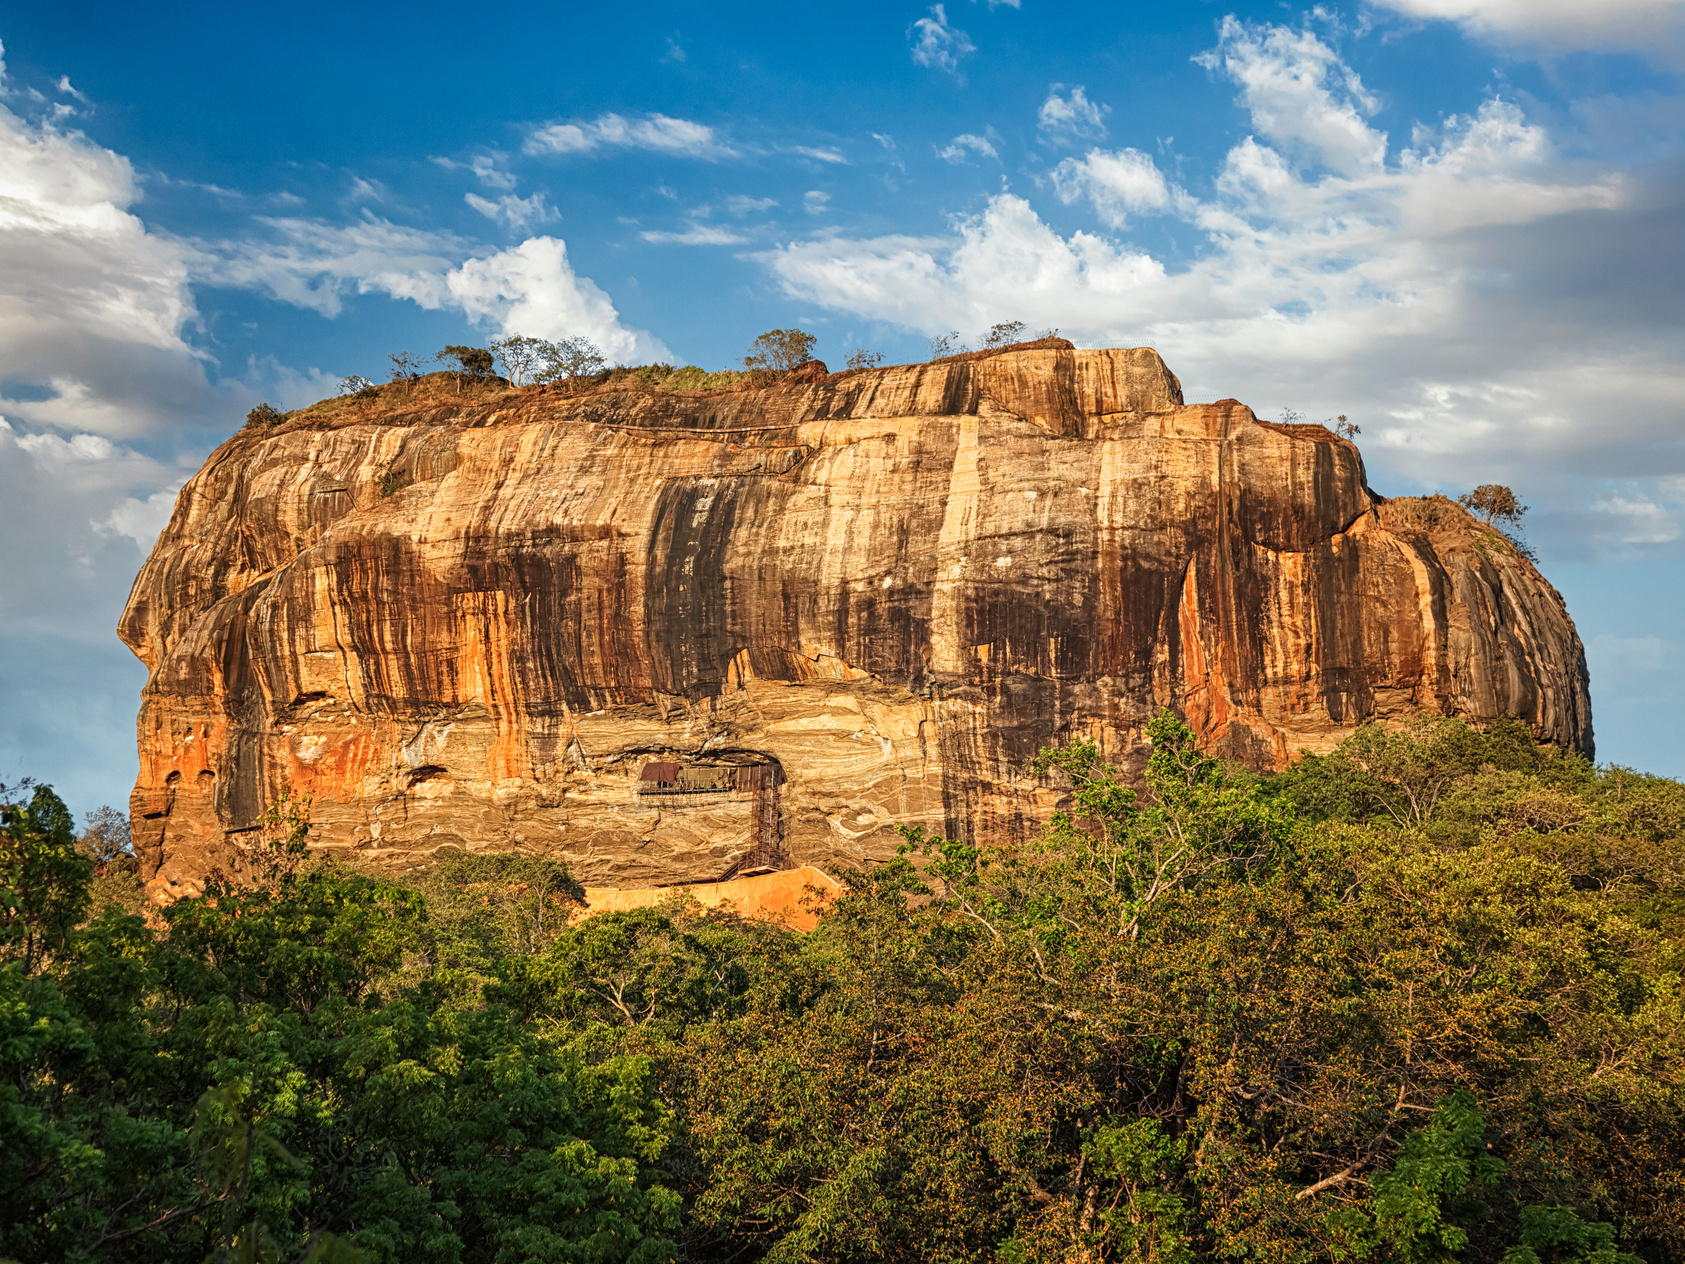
244,403,284,431
0,803,682,1264
489,333,547,387
1459,483,1528,527
1022,709,1292,939
436,345,494,392
742,328,817,372
535,334,608,388
0,785,92,975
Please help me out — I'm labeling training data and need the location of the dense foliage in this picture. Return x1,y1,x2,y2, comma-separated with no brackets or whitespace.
4,711,1681,1262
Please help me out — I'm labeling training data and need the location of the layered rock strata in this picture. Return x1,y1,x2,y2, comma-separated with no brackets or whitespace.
121,346,1592,900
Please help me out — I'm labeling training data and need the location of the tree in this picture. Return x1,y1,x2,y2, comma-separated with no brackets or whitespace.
535,335,607,389
1025,709,1293,939
980,320,1027,349
436,345,495,393
1334,413,1361,439
338,374,376,397
387,351,427,395
243,403,284,431
76,805,130,868
743,328,817,373
0,785,92,975
489,334,547,388
845,349,884,371
928,332,964,360
1459,483,1528,527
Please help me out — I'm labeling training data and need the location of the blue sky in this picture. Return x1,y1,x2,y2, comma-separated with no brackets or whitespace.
2,0,1684,823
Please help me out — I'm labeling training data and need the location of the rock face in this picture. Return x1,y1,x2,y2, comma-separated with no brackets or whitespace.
121,347,1593,900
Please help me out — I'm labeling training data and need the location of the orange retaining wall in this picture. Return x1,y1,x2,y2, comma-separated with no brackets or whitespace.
577,865,844,931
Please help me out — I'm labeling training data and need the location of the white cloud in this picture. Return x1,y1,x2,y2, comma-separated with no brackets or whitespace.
14,429,119,464
794,145,848,164
1195,16,1385,175
0,413,195,818
910,5,976,77
1373,0,1685,64
761,20,1683,563
523,112,736,160
1037,85,1109,146
803,190,831,215
198,213,464,317
245,355,341,410
0,64,214,440
200,213,663,362
1,416,188,549
470,154,516,190
390,236,668,363
1592,485,1685,546
640,224,747,245
938,133,999,164
100,483,186,547
465,191,559,231
1050,148,1188,226
726,195,777,216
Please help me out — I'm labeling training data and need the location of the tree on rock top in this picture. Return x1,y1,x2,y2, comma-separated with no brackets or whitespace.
1458,483,1528,527
437,345,495,392
743,328,817,372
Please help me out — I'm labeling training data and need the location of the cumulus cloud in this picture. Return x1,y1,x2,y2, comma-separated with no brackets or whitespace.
391,237,668,363
524,112,736,160
1051,148,1187,226
910,5,976,77
1373,0,1685,65
938,133,999,164
1195,17,1385,176
762,19,1684,561
1037,85,1109,146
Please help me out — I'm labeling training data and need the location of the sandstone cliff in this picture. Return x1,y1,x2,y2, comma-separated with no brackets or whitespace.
120,346,1592,900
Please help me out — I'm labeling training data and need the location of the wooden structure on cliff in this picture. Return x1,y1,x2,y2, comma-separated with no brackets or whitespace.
637,757,790,880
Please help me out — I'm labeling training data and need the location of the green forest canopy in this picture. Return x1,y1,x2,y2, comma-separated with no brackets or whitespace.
2,711,1681,1263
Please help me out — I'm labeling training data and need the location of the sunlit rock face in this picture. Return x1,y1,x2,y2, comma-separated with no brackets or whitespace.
120,346,1592,900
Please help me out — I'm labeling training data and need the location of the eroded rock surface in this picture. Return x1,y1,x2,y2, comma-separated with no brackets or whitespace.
121,347,1592,900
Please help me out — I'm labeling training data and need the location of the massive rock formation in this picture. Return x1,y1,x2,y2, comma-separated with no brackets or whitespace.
121,346,1592,901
